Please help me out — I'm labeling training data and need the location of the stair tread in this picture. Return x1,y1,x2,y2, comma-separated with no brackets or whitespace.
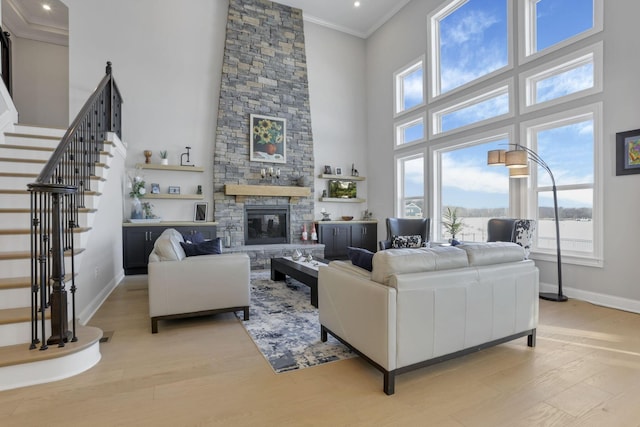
0,158,108,168
0,189,103,196
0,325,102,368
0,273,76,290
0,306,49,325
0,172,105,180
1,144,54,152
0,208,97,214
0,248,85,260
0,227,91,235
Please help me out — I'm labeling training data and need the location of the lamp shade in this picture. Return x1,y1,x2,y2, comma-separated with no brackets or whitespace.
505,149,528,168
509,164,529,178
487,149,506,165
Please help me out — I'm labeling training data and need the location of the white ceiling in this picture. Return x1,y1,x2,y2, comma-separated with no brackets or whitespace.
1,0,408,46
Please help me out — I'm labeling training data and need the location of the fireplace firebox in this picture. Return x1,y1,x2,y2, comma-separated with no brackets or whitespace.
244,206,289,245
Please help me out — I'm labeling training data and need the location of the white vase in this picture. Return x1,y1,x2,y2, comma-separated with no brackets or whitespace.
160,158,169,165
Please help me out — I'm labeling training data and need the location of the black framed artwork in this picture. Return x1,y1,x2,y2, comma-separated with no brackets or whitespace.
616,128,640,176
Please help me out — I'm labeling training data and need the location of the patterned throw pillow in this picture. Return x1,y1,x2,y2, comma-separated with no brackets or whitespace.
179,238,222,257
391,235,422,248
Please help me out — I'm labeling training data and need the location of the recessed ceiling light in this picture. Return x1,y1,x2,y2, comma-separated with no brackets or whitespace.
354,1,361,7
42,4,51,11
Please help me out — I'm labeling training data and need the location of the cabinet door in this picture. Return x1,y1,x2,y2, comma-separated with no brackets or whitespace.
351,223,377,252
123,227,152,274
318,224,350,259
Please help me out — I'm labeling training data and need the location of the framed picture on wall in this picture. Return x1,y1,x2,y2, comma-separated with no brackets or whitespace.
616,128,640,176
249,114,286,164
194,202,208,222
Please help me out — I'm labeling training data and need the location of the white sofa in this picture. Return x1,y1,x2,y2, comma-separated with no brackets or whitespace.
147,228,250,333
318,242,539,395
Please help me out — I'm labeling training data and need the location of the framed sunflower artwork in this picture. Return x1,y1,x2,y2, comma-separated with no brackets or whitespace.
250,114,286,164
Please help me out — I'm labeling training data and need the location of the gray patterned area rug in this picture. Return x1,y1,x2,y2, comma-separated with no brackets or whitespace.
239,270,355,373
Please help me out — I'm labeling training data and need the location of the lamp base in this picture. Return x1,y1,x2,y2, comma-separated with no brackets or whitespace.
539,292,568,302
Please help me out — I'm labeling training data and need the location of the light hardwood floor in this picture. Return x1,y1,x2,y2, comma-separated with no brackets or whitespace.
2,274,640,427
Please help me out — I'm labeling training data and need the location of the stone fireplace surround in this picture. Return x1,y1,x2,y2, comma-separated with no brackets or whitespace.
212,0,323,268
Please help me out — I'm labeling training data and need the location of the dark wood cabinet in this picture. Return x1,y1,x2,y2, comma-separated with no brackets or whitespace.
316,222,377,260
122,223,217,275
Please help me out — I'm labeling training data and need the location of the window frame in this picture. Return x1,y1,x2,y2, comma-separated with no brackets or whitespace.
427,0,514,102
393,55,426,118
520,42,603,113
519,0,604,65
428,126,516,242
520,103,603,267
394,111,427,149
395,149,427,218
429,79,514,139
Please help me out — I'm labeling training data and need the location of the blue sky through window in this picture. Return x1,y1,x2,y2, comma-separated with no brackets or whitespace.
536,0,594,52
439,0,507,94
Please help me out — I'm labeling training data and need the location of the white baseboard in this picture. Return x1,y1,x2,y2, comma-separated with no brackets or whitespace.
539,281,640,314
78,270,125,325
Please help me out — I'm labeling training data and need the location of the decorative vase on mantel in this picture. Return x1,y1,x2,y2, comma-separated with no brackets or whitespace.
130,196,143,220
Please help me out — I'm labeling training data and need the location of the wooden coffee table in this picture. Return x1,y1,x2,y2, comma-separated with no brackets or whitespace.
270,257,328,308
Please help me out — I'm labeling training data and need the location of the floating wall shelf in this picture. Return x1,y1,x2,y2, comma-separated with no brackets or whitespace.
135,163,205,172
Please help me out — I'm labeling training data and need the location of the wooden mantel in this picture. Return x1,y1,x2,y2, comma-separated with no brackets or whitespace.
224,184,311,202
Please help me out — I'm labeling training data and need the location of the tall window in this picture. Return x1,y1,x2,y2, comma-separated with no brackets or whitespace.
524,105,599,256
437,135,510,241
430,0,509,98
396,153,424,218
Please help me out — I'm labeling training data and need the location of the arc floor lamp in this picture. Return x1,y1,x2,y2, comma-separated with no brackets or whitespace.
488,144,568,302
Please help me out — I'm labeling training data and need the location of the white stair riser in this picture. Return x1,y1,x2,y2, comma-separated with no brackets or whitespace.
0,211,94,227
0,194,100,209
0,256,78,278
0,287,30,310
13,125,66,138
4,136,61,149
0,233,86,253
0,148,54,161
0,161,108,177
0,320,52,346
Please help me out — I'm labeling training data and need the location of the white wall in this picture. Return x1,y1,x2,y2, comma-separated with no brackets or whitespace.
365,0,640,308
66,0,370,226
11,36,68,128
305,22,369,221
66,0,228,221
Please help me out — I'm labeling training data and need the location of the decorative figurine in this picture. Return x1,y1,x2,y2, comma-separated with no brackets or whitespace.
144,150,152,164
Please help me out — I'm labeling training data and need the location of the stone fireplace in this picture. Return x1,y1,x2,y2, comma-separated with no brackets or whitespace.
213,0,315,252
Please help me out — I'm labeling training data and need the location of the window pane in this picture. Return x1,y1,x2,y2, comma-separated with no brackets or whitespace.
537,189,593,253
536,0,594,52
440,91,509,133
536,120,593,187
440,139,510,241
536,62,593,104
403,122,424,144
439,0,508,94
402,68,424,111
402,156,424,217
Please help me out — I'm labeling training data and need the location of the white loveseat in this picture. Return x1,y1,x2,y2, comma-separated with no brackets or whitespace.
147,228,250,333
318,242,539,394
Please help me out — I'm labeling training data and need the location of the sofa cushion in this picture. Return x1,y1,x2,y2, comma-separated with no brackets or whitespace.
458,242,524,266
183,231,206,244
152,228,186,261
391,235,422,248
180,238,222,257
371,246,469,285
347,246,374,271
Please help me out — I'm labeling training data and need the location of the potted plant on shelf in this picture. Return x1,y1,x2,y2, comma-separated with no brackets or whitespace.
442,207,464,243
159,150,169,165
128,171,146,220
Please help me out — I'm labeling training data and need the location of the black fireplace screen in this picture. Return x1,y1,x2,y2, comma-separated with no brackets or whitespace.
244,206,289,245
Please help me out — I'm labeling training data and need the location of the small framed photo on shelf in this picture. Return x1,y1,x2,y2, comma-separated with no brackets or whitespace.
335,167,342,175
194,202,208,222
150,183,160,194
323,165,332,175
616,128,640,176
168,186,181,195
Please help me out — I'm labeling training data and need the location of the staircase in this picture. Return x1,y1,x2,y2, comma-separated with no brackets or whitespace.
0,124,107,391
